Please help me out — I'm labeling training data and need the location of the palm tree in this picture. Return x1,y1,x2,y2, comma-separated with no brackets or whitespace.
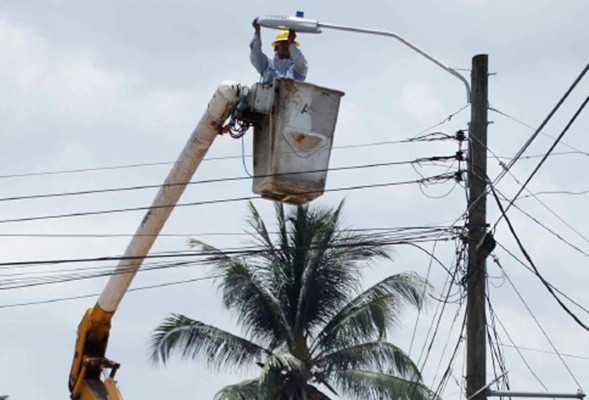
151,201,433,400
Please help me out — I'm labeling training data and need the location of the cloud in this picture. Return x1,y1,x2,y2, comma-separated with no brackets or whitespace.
393,81,448,124
453,0,488,6
0,17,198,138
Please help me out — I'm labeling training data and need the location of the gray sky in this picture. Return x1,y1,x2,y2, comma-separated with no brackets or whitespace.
1,0,588,398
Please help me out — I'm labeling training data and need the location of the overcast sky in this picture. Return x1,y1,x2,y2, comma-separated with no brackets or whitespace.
1,0,588,399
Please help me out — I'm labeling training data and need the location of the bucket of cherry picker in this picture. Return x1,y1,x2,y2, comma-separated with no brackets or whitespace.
247,78,345,205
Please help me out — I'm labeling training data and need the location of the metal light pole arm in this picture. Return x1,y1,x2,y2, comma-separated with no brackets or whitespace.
319,22,471,103
256,15,469,101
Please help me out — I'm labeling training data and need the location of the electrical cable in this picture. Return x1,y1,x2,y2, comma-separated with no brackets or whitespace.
430,298,465,391
470,133,589,262
489,108,589,158
0,229,459,272
486,276,511,392
408,104,470,140
494,93,589,224
488,183,589,333
486,295,549,391
491,62,589,185
416,254,462,371
499,343,589,361
433,310,467,399
0,229,462,308
0,225,455,239
495,241,589,316
493,151,589,162
491,254,583,388
0,129,459,181
518,188,589,199
0,275,221,309
0,156,457,204
0,173,456,225
408,239,441,357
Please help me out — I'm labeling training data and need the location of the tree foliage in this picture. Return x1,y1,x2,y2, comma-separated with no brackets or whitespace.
151,201,433,399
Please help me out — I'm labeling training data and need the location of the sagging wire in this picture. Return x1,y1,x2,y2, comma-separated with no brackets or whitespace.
414,131,466,199
415,234,467,378
491,253,584,389
408,104,470,140
486,274,511,393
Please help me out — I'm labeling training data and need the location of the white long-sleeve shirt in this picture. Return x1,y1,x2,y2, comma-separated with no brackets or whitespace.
249,33,308,83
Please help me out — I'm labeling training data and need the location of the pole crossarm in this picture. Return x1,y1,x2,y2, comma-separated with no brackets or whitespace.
318,22,471,102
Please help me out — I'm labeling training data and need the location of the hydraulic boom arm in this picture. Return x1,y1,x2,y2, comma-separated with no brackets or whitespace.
68,81,242,399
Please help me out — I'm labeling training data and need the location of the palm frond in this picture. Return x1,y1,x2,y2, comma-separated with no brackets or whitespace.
214,379,261,400
313,273,427,353
294,201,343,335
247,201,290,268
218,259,294,347
274,201,290,259
292,201,395,336
259,352,308,399
150,314,268,371
187,237,237,267
330,370,435,400
316,341,421,381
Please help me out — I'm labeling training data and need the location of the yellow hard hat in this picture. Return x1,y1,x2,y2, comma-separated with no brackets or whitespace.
271,30,300,47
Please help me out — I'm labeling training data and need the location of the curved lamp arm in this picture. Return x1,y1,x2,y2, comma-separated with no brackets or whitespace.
256,15,471,103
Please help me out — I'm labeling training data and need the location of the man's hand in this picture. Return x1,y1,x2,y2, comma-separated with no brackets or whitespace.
252,18,260,34
288,30,297,44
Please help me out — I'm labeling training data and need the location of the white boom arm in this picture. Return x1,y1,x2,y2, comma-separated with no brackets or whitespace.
69,81,242,399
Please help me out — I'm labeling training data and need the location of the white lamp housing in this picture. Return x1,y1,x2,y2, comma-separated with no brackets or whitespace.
257,15,322,33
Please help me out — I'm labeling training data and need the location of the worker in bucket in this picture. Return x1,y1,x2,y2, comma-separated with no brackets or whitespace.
250,18,308,84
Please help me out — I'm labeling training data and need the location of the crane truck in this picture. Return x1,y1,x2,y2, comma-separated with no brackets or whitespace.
67,81,243,399
67,74,344,399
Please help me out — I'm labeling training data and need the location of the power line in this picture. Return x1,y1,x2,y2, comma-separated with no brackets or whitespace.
408,104,470,140
488,182,589,333
494,93,589,225
0,225,455,239
0,173,456,226
491,254,582,388
0,156,457,204
0,226,464,308
486,279,511,392
499,343,589,361
489,108,589,158
0,230,459,271
500,190,589,260
486,296,549,391
0,130,458,181
491,62,589,185
494,241,589,316
492,151,589,162
0,275,220,309
469,133,589,262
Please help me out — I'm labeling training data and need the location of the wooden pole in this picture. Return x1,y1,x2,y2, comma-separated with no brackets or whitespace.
466,54,489,400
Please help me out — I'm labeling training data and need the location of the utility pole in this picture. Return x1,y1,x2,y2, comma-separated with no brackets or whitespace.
466,54,489,400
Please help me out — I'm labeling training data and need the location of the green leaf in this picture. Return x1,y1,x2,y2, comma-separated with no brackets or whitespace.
150,314,268,371
314,273,427,353
330,370,435,400
259,353,308,400
214,379,261,400
316,341,421,381
219,260,295,348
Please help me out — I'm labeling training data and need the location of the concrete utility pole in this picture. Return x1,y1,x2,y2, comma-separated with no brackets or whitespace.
466,54,489,400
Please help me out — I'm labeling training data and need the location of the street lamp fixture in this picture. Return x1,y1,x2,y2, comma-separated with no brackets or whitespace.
256,15,471,102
